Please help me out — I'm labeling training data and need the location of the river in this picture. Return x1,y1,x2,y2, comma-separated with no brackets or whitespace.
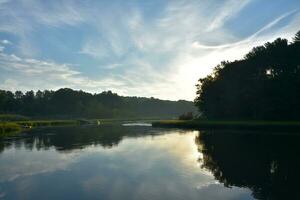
0,124,299,200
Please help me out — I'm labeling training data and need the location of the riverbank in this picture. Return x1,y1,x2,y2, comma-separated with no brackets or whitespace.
0,122,22,135
0,120,81,135
152,120,300,131
0,117,166,135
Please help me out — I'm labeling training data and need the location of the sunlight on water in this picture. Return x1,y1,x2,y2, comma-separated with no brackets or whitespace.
122,122,152,126
0,126,255,200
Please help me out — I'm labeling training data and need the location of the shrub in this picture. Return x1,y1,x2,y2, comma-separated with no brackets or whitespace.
178,112,193,120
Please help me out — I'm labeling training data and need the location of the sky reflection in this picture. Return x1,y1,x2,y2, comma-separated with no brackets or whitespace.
0,127,253,200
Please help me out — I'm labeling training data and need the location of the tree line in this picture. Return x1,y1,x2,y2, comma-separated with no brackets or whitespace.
195,31,300,120
0,88,196,119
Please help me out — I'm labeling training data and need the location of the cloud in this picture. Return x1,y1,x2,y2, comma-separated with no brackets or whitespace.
75,0,244,99
0,0,84,56
0,0,84,31
1,39,11,44
0,0,300,100
0,51,122,92
0,39,11,52
192,9,300,50
206,0,252,31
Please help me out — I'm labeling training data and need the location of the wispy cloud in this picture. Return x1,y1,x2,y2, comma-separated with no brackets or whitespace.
0,51,121,92
192,9,300,50
0,0,300,100
0,0,84,56
206,0,252,31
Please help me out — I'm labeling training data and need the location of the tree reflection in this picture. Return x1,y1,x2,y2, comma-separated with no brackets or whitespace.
0,125,156,153
196,131,300,199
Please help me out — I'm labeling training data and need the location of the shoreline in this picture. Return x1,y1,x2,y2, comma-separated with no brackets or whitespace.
0,120,80,135
0,117,164,135
152,120,300,131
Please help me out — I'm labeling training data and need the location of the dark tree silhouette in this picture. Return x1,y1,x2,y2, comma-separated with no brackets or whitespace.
195,31,300,120
293,30,300,43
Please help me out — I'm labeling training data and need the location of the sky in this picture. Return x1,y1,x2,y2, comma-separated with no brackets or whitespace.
0,0,300,101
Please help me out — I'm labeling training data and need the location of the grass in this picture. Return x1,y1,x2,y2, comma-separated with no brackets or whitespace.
3,117,300,135
152,119,300,131
16,120,80,127
0,122,22,135
0,120,80,136
0,116,163,136
95,117,167,124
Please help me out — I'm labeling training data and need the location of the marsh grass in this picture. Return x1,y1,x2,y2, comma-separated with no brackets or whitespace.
0,117,162,136
16,120,79,127
0,122,22,135
152,120,300,131
0,120,80,136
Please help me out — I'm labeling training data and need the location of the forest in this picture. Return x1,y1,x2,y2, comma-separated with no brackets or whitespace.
195,31,300,120
0,88,196,119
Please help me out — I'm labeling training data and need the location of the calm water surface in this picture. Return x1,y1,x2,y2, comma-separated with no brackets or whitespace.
0,124,299,200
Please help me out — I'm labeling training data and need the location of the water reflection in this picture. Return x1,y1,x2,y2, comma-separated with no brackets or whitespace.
1,126,298,200
0,125,254,200
0,125,160,153
196,130,300,200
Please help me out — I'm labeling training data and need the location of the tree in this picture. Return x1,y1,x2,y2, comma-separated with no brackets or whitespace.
293,30,300,43
195,31,300,120
0,88,197,119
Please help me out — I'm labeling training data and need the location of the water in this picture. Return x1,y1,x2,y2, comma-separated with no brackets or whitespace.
0,125,299,200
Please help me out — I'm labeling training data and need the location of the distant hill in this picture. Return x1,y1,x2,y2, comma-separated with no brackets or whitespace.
0,88,197,119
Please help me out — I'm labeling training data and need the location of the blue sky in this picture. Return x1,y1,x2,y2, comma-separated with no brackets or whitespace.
0,0,300,100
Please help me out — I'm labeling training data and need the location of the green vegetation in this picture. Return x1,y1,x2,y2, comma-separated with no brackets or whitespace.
2,33,300,133
0,122,22,135
0,88,196,135
0,120,80,135
16,120,79,127
178,112,193,120
155,32,300,131
0,89,196,119
195,31,300,120
152,120,300,130
0,117,161,136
